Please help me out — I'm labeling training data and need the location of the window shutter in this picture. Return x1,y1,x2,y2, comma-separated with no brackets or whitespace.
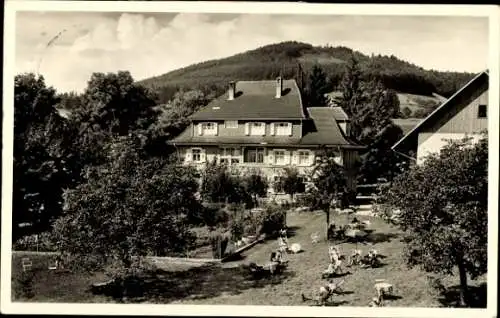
214,123,219,136
270,123,275,136
197,123,203,136
268,150,275,164
291,151,298,165
261,123,266,136
309,151,315,166
245,123,250,135
287,123,293,136
200,149,207,163
185,149,192,162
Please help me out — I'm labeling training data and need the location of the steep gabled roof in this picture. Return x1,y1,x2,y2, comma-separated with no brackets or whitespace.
190,79,306,120
300,107,363,148
392,70,489,155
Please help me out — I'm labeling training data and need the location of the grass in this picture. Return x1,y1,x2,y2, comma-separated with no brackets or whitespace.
11,211,486,306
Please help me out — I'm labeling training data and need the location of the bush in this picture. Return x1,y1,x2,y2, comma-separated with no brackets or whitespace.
202,204,230,227
230,217,245,242
258,204,286,238
13,232,56,252
209,230,230,259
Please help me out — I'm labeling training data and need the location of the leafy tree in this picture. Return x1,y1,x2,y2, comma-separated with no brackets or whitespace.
53,136,200,280
400,106,413,118
146,89,209,156
381,135,488,307
358,123,405,183
242,173,268,207
74,71,158,138
305,65,330,106
335,54,365,119
306,151,347,235
13,73,74,239
200,161,249,205
279,168,305,203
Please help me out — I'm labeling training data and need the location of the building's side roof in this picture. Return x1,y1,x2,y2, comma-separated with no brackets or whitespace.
307,106,349,121
392,70,489,154
299,107,362,148
190,79,306,120
392,118,422,135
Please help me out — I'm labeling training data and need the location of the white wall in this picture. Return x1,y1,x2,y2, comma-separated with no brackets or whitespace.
417,132,484,164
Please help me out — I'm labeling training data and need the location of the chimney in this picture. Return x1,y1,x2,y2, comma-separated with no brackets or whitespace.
275,76,283,98
228,81,236,100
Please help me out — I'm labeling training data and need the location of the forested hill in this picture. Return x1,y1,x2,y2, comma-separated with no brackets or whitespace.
138,41,475,104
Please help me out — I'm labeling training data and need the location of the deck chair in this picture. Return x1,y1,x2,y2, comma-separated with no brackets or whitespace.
22,258,32,272
48,259,58,270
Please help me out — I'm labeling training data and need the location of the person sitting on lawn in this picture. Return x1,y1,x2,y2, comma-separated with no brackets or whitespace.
278,236,288,253
268,252,280,274
368,295,383,307
360,249,381,268
279,227,287,238
347,249,362,267
328,245,343,262
302,279,345,306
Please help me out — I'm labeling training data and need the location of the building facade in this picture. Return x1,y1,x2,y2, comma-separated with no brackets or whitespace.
392,70,488,164
169,77,364,194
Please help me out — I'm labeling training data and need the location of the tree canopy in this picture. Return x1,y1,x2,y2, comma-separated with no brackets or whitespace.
380,134,488,307
53,136,200,274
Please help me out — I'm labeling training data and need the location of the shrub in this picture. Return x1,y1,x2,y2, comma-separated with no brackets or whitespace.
258,204,286,238
13,232,56,252
209,230,230,259
230,217,245,242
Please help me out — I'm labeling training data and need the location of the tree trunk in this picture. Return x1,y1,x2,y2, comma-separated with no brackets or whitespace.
457,255,469,307
325,208,330,237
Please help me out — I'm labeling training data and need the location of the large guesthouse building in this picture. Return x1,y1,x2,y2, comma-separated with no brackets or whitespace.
169,77,363,194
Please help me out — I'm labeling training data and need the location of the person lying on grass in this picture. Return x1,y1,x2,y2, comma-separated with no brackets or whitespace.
301,279,345,306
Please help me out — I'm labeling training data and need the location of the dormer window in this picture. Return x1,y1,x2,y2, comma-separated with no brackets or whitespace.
245,122,266,136
478,104,487,118
197,122,218,136
272,122,292,136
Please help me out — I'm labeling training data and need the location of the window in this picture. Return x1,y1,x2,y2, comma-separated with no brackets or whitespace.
220,147,241,165
274,150,286,165
244,147,265,163
275,122,292,136
478,104,487,118
192,149,202,162
200,122,217,135
225,120,238,128
250,122,266,136
298,150,310,165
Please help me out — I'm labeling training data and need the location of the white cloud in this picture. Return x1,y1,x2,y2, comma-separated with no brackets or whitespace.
15,12,488,93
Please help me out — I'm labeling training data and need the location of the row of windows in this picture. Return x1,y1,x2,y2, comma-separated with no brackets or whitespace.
197,121,293,136
189,148,312,165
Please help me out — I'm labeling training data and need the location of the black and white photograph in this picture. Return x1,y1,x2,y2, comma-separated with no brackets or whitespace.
2,1,498,317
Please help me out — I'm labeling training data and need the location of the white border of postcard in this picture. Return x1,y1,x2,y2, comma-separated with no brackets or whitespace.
2,1,499,317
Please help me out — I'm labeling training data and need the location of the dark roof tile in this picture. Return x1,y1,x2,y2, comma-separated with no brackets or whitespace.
190,79,306,120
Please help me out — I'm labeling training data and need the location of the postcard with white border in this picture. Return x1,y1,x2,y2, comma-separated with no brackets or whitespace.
2,1,499,317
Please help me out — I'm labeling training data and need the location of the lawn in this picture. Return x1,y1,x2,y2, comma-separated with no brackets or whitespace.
11,210,486,307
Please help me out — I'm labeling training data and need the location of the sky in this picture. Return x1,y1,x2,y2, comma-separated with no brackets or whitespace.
15,12,489,93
